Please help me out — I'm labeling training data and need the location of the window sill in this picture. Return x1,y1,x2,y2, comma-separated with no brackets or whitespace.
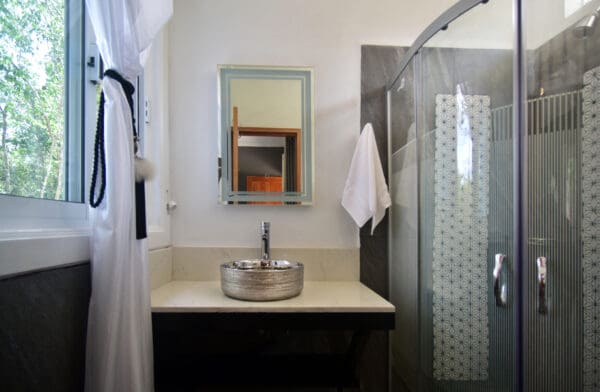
0,229,90,278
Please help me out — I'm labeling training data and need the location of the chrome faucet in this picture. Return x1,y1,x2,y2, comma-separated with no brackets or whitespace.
260,221,270,263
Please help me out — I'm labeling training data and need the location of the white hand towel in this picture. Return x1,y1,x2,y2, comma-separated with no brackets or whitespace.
342,123,391,235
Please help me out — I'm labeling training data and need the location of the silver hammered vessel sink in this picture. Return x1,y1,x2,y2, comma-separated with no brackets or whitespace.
220,259,304,301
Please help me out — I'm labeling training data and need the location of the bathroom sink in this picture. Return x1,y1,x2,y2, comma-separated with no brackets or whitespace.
220,259,304,301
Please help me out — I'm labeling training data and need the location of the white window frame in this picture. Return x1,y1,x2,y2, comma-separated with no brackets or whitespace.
0,0,96,277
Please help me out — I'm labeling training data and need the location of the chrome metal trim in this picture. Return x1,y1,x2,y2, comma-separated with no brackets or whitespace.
386,88,393,392
514,2,526,389
536,256,548,314
494,253,508,307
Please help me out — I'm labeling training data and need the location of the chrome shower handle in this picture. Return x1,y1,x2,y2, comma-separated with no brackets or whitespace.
537,256,548,314
493,253,507,307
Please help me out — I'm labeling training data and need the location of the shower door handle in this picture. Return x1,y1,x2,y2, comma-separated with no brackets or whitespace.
537,257,548,314
493,253,507,307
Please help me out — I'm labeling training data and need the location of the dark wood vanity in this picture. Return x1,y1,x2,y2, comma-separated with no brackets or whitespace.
151,281,394,391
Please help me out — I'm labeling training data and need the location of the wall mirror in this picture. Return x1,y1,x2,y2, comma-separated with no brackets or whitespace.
218,65,314,205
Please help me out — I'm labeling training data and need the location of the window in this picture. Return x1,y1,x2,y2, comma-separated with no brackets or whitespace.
0,0,93,276
0,0,170,274
0,0,84,202
565,0,593,17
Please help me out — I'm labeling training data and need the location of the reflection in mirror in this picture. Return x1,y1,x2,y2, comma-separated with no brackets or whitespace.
218,65,313,205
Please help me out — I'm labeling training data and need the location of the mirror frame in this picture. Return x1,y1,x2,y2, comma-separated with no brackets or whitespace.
218,65,314,205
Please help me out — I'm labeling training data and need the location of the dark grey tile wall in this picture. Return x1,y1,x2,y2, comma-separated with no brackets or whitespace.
523,19,600,392
363,20,600,391
361,45,514,392
0,263,90,392
419,46,515,392
421,47,514,131
360,43,513,296
360,45,409,392
360,45,409,302
529,20,600,97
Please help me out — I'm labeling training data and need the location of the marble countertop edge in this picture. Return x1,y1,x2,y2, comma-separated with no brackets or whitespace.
151,306,395,313
151,281,395,314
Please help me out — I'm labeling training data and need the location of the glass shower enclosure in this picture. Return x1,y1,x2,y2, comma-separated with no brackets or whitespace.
387,0,600,391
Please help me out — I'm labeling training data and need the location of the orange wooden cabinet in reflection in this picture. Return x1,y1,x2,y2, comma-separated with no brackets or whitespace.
247,176,283,205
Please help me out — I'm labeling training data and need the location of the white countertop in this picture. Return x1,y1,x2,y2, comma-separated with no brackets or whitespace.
151,281,395,313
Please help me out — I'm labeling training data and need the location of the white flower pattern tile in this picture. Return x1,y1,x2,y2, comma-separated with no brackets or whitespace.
582,65,600,392
433,94,491,381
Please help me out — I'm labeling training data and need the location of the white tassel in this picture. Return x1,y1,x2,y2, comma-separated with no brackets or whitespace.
134,156,155,182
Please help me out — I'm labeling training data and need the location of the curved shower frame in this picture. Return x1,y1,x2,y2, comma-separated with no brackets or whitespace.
387,0,489,92
385,0,526,390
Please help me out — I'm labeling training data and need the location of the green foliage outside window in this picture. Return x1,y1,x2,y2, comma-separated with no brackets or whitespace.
0,0,66,200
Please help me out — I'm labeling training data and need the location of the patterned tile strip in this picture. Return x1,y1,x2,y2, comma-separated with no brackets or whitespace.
433,94,491,380
582,66,600,392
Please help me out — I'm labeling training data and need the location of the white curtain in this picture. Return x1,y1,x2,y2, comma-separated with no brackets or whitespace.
84,1,172,391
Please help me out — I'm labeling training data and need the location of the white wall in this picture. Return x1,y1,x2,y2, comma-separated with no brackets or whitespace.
144,28,171,250
168,0,460,248
425,0,514,49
